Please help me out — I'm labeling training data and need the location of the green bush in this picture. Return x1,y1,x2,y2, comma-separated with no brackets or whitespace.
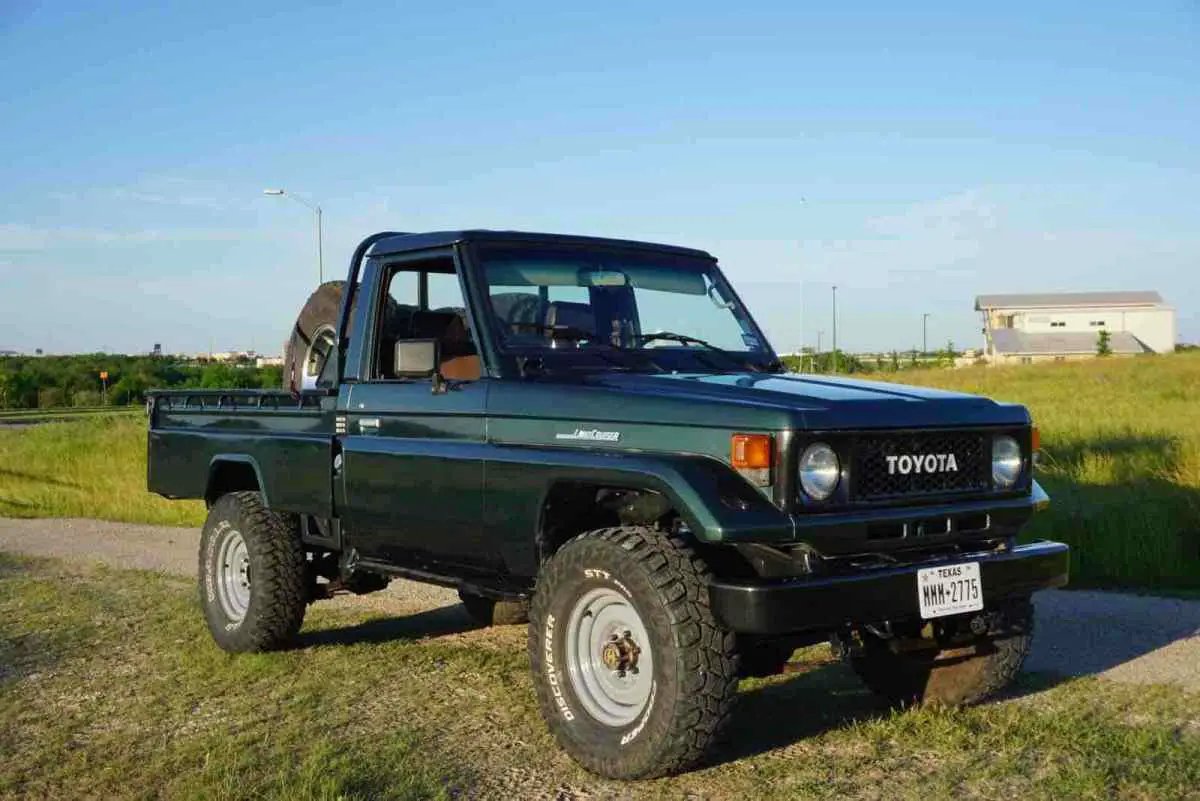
0,354,280,410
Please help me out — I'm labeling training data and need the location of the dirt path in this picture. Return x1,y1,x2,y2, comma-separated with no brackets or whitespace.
0,517,459,614
2,517,1198,692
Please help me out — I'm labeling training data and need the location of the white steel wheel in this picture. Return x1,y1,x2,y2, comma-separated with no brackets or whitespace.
215,527,251,622
301,324,336,389
564,587,655,727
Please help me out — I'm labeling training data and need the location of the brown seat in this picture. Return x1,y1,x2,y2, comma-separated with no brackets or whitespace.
409,310,481,381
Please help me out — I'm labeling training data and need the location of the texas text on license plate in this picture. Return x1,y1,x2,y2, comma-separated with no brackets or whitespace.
917,562,983,619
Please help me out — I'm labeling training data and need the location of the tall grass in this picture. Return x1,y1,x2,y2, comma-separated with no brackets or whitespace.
2,354,1198,589
0,415,204,526
867,352,1200,589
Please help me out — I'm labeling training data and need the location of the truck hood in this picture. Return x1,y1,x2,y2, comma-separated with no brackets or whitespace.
577,371,1029,430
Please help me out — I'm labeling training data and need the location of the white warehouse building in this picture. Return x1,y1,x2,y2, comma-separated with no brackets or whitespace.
975,291,1175,364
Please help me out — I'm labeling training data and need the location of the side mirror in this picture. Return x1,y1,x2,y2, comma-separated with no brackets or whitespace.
393,339,439,378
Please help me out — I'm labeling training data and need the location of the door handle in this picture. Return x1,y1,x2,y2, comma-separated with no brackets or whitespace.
358,418,381,433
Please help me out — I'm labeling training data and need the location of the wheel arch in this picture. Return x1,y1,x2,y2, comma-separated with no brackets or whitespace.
488,446,794,577
536,481,680,563
205,455,267,507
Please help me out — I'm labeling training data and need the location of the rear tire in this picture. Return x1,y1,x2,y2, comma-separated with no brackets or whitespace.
846,597,1034,707
528,527,739,780
199,492,306,652
458,589,530,626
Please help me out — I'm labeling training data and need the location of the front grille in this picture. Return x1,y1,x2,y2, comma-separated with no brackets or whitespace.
850,431,990,501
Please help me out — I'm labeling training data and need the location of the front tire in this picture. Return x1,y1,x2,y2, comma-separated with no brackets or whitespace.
199,492,307,653
528,527,739,780
846,597,1035,707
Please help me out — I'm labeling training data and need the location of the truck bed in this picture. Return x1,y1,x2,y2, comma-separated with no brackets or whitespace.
147,389,335,518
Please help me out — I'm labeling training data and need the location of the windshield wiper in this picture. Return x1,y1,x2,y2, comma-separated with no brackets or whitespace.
635,331,770,373
509,323,665,373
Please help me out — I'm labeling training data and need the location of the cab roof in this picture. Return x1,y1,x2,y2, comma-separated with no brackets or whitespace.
365,229,714,260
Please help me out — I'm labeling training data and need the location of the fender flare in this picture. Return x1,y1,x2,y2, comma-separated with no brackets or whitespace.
488,444,795,544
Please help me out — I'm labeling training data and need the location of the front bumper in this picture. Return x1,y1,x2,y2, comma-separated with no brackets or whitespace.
709,540,1069,634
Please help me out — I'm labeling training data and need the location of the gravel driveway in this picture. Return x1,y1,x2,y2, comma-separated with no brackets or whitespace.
2,517,1197,692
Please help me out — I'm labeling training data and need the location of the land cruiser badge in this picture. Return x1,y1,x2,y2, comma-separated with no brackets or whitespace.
555,428,621,442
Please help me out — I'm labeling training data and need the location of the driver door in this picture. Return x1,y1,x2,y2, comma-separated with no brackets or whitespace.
338,256,494,571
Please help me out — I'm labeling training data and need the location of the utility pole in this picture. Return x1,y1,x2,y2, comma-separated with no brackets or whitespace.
831,285,838,374
923,312,931,356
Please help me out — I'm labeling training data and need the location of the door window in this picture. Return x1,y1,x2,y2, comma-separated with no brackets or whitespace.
375,259,480,381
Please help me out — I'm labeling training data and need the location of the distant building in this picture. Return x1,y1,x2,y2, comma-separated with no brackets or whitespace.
0,349,17,357
975,291,1175,364
203,350,258,364
256,355,284,369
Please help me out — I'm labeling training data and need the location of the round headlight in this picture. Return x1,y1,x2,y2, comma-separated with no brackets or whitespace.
992,435,1023,488
799,442,841,501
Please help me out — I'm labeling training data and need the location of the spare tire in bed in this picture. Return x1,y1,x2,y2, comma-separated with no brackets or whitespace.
283,281,348,391
282,281,409,391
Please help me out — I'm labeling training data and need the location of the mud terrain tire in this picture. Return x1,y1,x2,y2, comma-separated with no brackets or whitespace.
528,527,739,779
199,492,306,652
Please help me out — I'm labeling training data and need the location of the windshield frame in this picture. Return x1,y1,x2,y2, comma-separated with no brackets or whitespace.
461,239,779,376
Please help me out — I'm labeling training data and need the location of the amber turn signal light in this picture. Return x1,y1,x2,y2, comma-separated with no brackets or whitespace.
731,433,772,488
731,434,772,469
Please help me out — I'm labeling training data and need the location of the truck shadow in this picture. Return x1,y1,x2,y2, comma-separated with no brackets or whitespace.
715,660,887,763
297,604,483,647
713,661,1063,765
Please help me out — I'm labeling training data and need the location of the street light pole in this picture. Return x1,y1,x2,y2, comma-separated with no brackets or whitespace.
263,189,324,284
923,312,931,355
315,205,323,284
831,285,838,374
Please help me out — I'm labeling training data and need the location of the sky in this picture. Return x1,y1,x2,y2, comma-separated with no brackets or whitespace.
1,1,1197,356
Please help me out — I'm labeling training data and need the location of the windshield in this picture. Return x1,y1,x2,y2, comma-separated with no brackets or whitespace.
477,245,775,372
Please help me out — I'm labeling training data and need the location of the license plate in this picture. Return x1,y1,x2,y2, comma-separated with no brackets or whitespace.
917,562,983,619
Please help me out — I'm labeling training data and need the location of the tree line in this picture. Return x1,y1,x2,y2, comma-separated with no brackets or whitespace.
0,355,283,409
779,343,964,374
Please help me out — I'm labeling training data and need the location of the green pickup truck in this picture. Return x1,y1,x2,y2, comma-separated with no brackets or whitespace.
147,229,1068,779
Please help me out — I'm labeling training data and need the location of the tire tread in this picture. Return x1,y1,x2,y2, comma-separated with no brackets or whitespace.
200,491,306,652
528,526,739,779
